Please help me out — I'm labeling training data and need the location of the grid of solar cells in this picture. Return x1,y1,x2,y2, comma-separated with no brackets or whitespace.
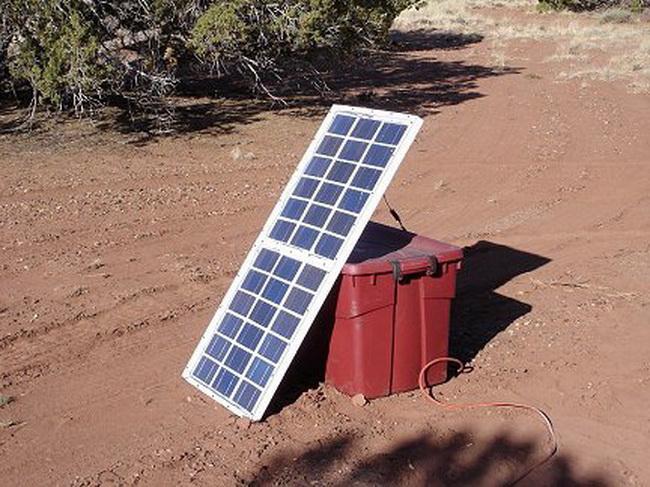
269,114,409,261
190,248,326,413
184,105,422,420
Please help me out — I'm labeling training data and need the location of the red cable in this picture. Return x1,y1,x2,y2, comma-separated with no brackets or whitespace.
418,357,558,486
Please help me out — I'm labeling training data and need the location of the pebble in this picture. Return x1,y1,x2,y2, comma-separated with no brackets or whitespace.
351,394,368,407
235,417,252,429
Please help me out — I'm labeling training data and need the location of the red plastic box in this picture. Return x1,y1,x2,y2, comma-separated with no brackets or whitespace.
323,221,463,399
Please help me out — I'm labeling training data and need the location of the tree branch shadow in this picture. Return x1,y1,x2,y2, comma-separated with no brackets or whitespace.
390,29,485,52
248,429,611,487
1,29,519,143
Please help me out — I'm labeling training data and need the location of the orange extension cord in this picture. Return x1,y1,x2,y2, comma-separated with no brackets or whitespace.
418,357,558,486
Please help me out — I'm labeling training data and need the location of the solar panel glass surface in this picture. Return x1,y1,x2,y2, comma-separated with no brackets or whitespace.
183,105,422,419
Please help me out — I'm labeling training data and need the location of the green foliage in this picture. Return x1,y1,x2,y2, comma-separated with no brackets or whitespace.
190,0,417,89
1,0,417,117
190,1,254,65
537,0,589,11
630,0,645,12
8,2,109,110
536,1,560,12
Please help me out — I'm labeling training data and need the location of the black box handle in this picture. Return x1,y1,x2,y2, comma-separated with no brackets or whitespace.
426,256,439,276
390,261,403,282
390,256,439,281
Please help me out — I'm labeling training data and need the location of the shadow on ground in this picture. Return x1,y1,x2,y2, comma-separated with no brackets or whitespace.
0,30,518,143
291,29,519,120
390,29,485,52
247,428,610,487
267,229,549,416
449,241,551,363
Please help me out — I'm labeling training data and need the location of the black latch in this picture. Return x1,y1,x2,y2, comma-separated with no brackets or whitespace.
426,255,439,276
390,260,403,282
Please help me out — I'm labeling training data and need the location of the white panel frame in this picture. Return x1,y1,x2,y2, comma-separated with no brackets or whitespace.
182,105,423,420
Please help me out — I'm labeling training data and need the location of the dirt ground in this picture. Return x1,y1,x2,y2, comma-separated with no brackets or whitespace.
1,4,649,487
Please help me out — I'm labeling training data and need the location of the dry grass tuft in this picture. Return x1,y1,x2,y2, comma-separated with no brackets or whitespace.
0,394,14,407
393,0,650,92
559,39,650,92
600,8,634,24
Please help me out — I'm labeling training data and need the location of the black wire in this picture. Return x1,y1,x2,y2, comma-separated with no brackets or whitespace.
382,195,407,232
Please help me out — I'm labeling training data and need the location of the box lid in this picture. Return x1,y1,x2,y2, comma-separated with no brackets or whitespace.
343,221,463,276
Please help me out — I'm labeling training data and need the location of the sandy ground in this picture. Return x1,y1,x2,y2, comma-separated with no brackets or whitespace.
1,5,649,487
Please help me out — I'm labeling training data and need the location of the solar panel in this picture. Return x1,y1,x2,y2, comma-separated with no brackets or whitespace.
182,105,423,420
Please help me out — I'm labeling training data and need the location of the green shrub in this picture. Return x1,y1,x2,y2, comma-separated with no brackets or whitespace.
7,2,109,111
630,0,645,12
190,1,416,94
1,0,418,118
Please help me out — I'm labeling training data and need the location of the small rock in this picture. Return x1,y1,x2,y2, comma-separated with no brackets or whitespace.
351,394,367,407
87,258,104,270
235,417,252,429
230,147,241,160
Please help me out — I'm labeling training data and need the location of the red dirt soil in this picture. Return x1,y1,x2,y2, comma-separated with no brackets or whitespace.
1,11,649,487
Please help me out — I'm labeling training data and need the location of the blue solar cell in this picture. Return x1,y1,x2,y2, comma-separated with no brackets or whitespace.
303,204,331,227
246,357,274,387
339,189,369,213
250,300,276,327
363,144,394,168
241,269,267,294
238,323,264,351
376,123,407,145
351,167,381,191
281,198,308,220
225,345,252,374
262,278,289,304
284,287,313,315
233,381,262,412
230,291,255,316
274,256,301,281
293,177,320,198
339,140,368,162
316,135,344,156
271,310,300,339
329,114,356,135
305,156,332,177
218,313,243,339
351,118,381,140
314,182,344,205
326,161,355,184
326,211,355,236
315,234,344,259
259,334,287,363
291,229,318,252
205,334,231,361
193,356,218,385
254,249,280,272
297,264,326,291
213,367,238,397
269,219,296,243
291,225,319,250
